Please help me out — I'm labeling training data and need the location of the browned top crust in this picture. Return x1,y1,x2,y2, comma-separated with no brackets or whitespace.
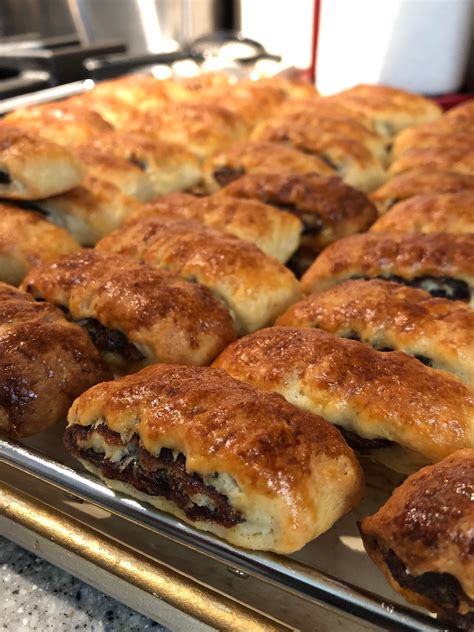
96,217,301,335
389,145,474,177
219,173,377,251
203,141,336,193
22,251,236,367
68,92,140,129
276,279,474,386
89,75,190,109
213,327,474,464
247,76,319,100
445,99,474,121
0,202,81,285
279,98,375,132
370,170,474,213
132,102,249,160
360,449,474,601
127,191,302,263
67,362,362,551
370,192,474,235
300,232,474,296
391,119,474,159
179,72,236,92
0,282,110,438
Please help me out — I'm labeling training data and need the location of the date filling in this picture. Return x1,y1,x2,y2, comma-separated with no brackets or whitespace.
336,426,394,451
64,424,244,528
0,169,12,185
213,167,245,187
74,318,144,362
345,333,433,367
385,549,474,630
353,275,471,302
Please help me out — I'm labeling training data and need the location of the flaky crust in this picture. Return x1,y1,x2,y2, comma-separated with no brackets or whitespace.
0,203,80,285
39,176,143,246
22,251,236,369
127,192,302,263
391,119,474,159
370,192,474,235
276,279,474,387
0,282,110,437
370,169,474,214
0,126,84,199
96,217,301,335
219,173,377,252
88,75,190,110
68,93,140,129
389,146,474,177
66,364,363,553
203,141,336,193
359,450,474,618
248,76,318,100
300,233,474,305
445,99,474,122
213,327,474,467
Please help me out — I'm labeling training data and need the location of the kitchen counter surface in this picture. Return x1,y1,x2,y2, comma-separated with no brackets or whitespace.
0,535,168,631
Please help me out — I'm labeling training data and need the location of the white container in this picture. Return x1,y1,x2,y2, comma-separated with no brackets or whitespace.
316,0,473,95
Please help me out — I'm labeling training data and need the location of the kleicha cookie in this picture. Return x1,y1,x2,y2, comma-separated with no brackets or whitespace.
22,251,236,373
213,327,474,473
85,75,190,110
0,282,110,438
390,118,474,160
389,146,474,178
300,232,474,306
276,279,474,387
359,449,474,629
96,217,301,335
64,363,363,553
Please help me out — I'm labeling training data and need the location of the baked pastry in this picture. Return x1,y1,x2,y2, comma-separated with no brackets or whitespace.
180,72,237,92
370,192,474,235
22,251,236,372
248,76,319,100
78,131,202,200
133,102,249,160
276,279,474,387
88,75,190,110
0,202,80,285
219,173,377,275
213,327,474,473
326,84,441,137
37,176,143,246
127,192,302,264
369,169,474,214
391,119,474,159
0,282,110,438
0,126,84,199
68,92,140,129
445,99,474,122
389,146,474,177
96,217,301,335
300,233,474,306
64,363,363,553
203,141,336,193
359,449,474,629
1,105,114,147
279,98,375,133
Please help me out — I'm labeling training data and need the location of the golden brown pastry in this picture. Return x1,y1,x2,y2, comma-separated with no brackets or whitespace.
276,279,474,387
1,104,114,147
22,251,236,372
133,102,248,160
203,141,336,193
37,176,143,246
88,75,190,110
0,126,84,199
179,72,236,92
249,76,319,100
326,84,441,137
359,450,474,629
0,282,110,438
370,192,474,235
445,99,474,122
300,232,474,306
279,97,375,132
127,192,302,263
0,203,80,285
68,92,139,129
251,121,386,192
64,363,363,553
370,169,474,214
96,217,301,335
391,119,474,159
213,327,474,473
389,145,474,177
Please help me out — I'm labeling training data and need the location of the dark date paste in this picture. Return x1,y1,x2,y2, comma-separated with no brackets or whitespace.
213,167,245,187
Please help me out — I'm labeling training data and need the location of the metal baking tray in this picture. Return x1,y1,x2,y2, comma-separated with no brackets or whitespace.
0,82,448,631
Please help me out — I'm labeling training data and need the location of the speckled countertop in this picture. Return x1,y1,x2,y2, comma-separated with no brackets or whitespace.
0,535,169,631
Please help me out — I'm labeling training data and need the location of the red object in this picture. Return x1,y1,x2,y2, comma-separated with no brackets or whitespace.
309,0,321,84
433,92,474,111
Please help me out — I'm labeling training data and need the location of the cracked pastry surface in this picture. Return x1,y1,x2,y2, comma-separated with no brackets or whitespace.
65,363,363,553
276,279,474,387
96,217,301,335
203,141,336,193
22,250,236,372
0,202,80,285
370,192,474,235
0,126,84,199
359,449,474,629
300,232,474,307
127,191,302,263
213,327,474,473
0,282,110,438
